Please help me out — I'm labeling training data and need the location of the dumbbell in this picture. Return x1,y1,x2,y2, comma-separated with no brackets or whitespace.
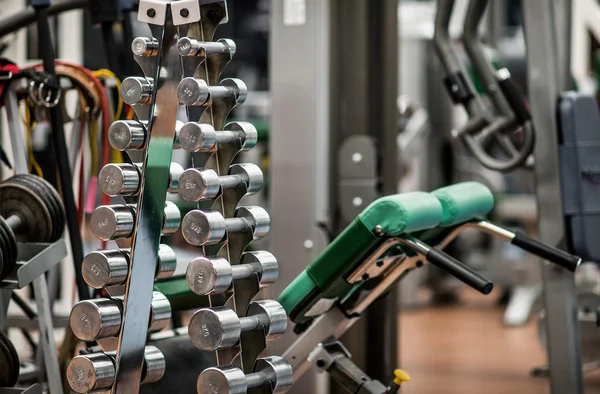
69,291,171,341
181,206,270,246
188,299,287,351
108,119,184,151
99,162,184,196
186,251,278,295
131,37,159,57
90,201,180,241
0,174,66,279
177,37,236,57
197,356,293,394
179,121,257,153
178,163,263,202
121,76,154,105
67,346,165,393
177,78,247,107
82,244,176,289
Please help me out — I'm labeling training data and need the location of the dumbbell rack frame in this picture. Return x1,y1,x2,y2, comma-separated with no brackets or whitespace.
1,62,68,394
0,241,67,394
0,383,43,394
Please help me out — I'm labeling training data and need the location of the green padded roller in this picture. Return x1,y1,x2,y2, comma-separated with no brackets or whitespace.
358,191,443,236
153,277,209,312
431,182,494,227
279,191,444,321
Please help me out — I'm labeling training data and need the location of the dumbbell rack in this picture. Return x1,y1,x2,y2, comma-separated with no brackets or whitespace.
0,62,68,393
66,1,287,393
0,383,42,394
0,242,67,394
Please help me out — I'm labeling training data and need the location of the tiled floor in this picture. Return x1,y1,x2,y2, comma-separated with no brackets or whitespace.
399,291,600,394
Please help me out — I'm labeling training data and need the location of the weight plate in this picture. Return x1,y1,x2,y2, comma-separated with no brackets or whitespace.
0,218,16,280
8,175,64,242
0,176,53,242
29,175,66,241
0,331,19,387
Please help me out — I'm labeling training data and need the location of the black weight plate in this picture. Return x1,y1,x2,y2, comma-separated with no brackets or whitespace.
21,175,66,241
8,175,61,242
0,331,19,387
0,176,53,242
0,218,15,280
0,216,18,275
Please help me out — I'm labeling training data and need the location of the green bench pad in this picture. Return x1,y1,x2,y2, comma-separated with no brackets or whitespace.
154,277,209,312
431,182,494,227
279,192,443,318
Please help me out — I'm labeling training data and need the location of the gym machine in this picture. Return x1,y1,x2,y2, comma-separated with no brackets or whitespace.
64,1,290,393
279,181,579,394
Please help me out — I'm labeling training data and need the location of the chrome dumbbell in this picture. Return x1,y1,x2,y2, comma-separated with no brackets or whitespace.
121,76,154,105
197,356,293,394
179,121,257,153
107,120,184,151
82,244,176,289
131,37,159,57
186,251,278,295
90,201,180,241
177,78,247,107
177,37,236,57
178,163,263,202
99,162,184,196
189,300,286,351
67,346,165,393
181,206,269,246
69,291,171,341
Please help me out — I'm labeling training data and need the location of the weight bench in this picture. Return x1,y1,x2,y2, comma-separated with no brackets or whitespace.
281,181,581,383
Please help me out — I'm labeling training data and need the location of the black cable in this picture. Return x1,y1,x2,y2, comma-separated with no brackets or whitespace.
0,0,89,39
101,22,122,77
121,9,135,76
33,3,90,301
10,293,37,319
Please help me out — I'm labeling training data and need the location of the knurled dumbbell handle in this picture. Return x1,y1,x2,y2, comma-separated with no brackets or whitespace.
178,37,229,56
245,371,268,389
231,264,255,281
239,314,269,332
225,217,249,233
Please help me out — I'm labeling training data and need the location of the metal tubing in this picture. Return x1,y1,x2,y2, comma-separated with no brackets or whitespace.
110,12,181,394
523,1,583,392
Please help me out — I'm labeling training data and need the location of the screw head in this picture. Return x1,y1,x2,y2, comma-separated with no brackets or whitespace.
146,8,156,18
180,8,189,18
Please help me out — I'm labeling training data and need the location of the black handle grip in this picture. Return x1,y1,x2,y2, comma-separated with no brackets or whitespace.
426,248,494,295
511,231,580,272
497,76,531,125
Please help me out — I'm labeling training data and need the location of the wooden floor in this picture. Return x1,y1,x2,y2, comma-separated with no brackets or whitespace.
398,291,600,394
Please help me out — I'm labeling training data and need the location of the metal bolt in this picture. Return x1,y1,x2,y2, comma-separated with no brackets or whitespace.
351,153,362,163
146,8,156,18
303,239,314,249
352,197,363,207
180,8,189,17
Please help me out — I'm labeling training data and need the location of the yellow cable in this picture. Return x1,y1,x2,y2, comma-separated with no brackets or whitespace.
93,69,123,163
89,121,99,175
92,69,123,120
21,103,44,178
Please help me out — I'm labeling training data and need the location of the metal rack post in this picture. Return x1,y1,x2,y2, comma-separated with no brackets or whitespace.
522,1,583,393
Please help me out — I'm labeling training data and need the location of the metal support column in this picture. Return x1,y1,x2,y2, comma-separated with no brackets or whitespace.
332,0,399,385
523,1,583,393
270,1,398,393
269,1,333,393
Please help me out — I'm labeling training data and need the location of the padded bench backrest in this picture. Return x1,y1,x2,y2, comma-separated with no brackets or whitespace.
430,182,495,227
279,192,443,319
